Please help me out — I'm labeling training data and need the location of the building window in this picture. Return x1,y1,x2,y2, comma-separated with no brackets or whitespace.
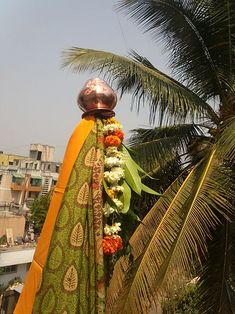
37,151,42,161
12,175,24,185
25,163,28,169
0,174,2,185
30,178,42,187
9,161,13,166
34,164,37,170
55,165,60,173
0,265,17,275
47,164,51,170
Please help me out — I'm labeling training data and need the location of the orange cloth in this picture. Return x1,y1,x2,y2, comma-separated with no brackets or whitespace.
14,117,95,314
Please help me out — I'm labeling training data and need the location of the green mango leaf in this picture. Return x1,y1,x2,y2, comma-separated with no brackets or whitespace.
120,181,131,214
141,183,162,196
122,146,142,195
135,162,158,180
122,145,156,180
127,209,141,222
103,179,110,196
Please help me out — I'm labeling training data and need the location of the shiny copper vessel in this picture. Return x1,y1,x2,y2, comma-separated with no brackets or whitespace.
77,78,117,113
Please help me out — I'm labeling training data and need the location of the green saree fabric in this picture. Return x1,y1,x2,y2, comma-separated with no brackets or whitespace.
33,119,105,314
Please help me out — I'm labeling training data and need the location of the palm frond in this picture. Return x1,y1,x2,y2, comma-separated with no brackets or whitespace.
129,124,203,172
63,48,218,124
107,148,234,313
198,220,235,313
217,116,235,162
118,0,235,100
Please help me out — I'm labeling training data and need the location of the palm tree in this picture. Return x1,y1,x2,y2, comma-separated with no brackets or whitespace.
63,0,235,312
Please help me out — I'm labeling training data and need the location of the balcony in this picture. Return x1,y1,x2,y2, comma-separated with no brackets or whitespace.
11,183,26,191
28,184,42,192
29,177,42,192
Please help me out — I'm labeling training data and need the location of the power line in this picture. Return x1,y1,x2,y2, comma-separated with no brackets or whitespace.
112,0,129,53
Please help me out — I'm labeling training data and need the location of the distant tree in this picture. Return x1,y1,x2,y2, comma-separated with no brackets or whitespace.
29,193,51,233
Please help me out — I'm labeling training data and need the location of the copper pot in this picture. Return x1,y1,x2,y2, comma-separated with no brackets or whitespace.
77,78,117,113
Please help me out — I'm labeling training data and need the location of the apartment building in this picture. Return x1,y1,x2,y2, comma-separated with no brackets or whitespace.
0,144,61,208
0,144,61,303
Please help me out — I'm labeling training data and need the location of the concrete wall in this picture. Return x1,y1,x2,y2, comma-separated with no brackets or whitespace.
0,215,25,239
30,144,55,162
0,173,13,205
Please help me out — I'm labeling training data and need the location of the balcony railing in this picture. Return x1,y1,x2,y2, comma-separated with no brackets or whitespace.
28,184,42,192
11,183,26,191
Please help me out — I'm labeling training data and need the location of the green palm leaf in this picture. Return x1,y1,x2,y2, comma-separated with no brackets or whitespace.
106,148,233,313
129,124,203,172
198,220,235,313
62,48,218,124
217,116,235,162
118,0,235,100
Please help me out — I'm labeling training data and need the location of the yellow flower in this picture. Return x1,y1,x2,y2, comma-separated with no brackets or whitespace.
104,118,122,128
107,189,115,199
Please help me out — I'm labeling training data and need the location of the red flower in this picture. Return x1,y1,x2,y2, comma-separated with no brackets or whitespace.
102,235,123,255
104,135,121,148
113,129,124,141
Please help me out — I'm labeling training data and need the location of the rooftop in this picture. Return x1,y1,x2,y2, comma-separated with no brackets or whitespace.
0,244,36,267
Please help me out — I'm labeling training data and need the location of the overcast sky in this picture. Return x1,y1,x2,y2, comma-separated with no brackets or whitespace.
0,0,169,161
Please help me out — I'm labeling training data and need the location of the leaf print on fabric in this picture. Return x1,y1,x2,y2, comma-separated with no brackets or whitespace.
63,264,78,292
55,202,70,230
40,287,56,314
85,146,96,167
70,222,84,247
48,243,64,272
77,182,89,205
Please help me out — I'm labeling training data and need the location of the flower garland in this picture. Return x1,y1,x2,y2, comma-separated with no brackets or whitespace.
102,118,125,255
101,118,161,256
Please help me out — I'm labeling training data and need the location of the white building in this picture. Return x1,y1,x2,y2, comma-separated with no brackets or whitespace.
0,246,35,287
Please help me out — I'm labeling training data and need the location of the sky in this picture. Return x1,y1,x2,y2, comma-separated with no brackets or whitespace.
0,0,169,161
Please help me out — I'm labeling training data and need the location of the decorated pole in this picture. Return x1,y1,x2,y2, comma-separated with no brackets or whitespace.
14,78,158,314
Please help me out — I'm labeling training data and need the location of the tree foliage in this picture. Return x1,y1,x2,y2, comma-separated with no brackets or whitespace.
29,193,51,233
63,0,235,312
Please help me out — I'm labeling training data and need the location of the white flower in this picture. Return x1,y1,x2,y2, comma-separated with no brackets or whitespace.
105,147,125,159
111,185,124,193
104,156,124,169
104,224,112,236
104,167,125,185
103,203,116,217
104,222,122,235
113,198,123,209
103,124,119,134
104,171,120,185
115,151,124,159
112,167,125,177
105,146,118,157
111,222,122,234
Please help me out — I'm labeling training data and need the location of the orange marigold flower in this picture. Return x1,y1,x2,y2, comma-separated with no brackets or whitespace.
104,135,121,147
113,129,124,141
103,235,123,255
